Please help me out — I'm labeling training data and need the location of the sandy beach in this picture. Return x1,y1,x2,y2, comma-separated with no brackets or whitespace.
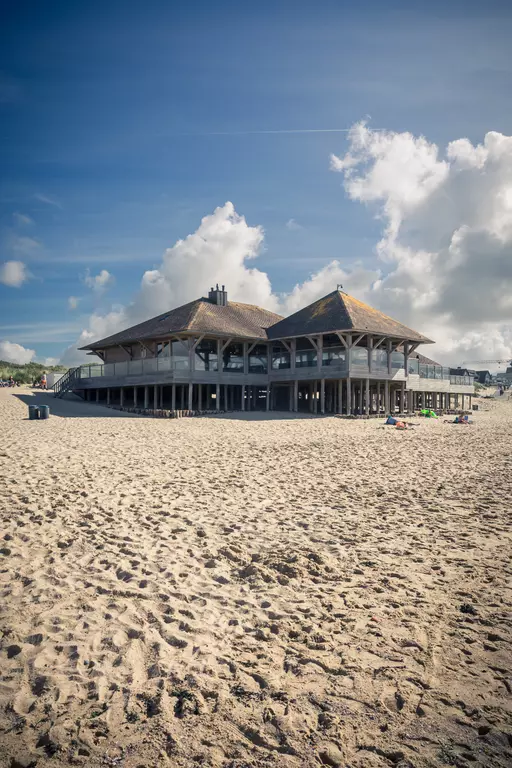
0,388,511,768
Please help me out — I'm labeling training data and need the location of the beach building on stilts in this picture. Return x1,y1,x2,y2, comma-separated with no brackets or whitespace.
55,287,475,414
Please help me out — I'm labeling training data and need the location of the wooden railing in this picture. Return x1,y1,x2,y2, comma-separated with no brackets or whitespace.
53,367,82,398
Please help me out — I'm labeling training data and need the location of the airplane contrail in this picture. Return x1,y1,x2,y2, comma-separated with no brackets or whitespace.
202,128,356,136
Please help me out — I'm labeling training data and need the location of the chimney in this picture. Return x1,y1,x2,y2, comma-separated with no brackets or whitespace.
208,285,228,306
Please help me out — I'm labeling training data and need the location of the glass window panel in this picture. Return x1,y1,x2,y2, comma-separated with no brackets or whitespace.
435,366,442,379
223,342,244,372
296,350,317,368
272,350,290,369
322,347,346,366
171,340,189,370
408,358,419,374
391,351,404,370
129,360,142,375
249,344,268,373
373,349,388,370
157,341,170,357
351,347,369,366
194,339,218,371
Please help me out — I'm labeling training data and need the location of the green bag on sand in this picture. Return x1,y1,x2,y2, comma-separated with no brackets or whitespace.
420,409,438,418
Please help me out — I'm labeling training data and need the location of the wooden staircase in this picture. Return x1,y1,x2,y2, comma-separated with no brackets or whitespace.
53,367,82,398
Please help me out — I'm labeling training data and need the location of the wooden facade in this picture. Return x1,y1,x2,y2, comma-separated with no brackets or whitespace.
59,287,475,413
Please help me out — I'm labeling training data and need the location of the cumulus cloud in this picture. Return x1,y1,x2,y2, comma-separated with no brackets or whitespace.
68,296,80,310
84,269,114,292
61,202,375,365
330,122,512,366
286,218,303,231
0,260,29,288
0,340,35,364
61,132,512,372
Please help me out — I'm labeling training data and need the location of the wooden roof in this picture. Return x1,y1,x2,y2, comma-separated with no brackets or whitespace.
80,299,283,350
81,289,432,350
267,290,433,343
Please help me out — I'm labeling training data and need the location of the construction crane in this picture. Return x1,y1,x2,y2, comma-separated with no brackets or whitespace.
459,359,511,368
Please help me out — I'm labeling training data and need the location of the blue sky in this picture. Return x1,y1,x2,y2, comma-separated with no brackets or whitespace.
1,0,512,363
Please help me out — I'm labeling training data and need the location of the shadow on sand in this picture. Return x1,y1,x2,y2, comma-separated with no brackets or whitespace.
13,391,330,421
14,391,145,419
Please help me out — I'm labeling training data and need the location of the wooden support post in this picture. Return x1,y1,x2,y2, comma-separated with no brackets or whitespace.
376,381,380,413
347,377,352,415
368,336,373,373
291,339,296,372
243,342,248,375
216,383,220,410
120,388,124,407
224,384,228,411
133,387,137,407
96,389,99,403
288,385,293,411
198,384,202,411
293,379,299,412
400,382,405,414
153,385,158,409
313,381,318,413
188,383,193,411
320,379,325,414
387,339,393,375
143,386,148,409
266,385,270,411
365,378,370,415
241,384,245,411
337,379,342,414
358,382,363,414
385,380,390,414
107,388,111,405
171,384,176,411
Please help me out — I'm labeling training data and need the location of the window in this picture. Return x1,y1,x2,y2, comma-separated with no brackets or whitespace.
272,345,290,370
408,358,419,375
223,343,244,372
249,344,268,374
296,350,317,368
171,340,189,369
391,351,405,370
351,347,369,368
157,341,170,357
194,339,218,371
322,348,346,367
373,349,388,370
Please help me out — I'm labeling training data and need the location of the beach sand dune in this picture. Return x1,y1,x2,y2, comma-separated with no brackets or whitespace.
0,389,511,767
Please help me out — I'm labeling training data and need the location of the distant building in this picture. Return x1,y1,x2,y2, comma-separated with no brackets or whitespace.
54,287,475,414
475,370,492,386
502,366,512,386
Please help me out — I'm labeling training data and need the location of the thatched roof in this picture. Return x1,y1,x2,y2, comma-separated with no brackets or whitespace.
267,290,433,343
80,299,283,350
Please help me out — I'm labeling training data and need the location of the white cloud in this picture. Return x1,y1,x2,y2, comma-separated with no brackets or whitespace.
330,122,512,366
13,212,34,227
43,357,59,367
34,192,62,209
9,234,40,254
285,218,303,231
84,269,114,292
63,202,361,365
0,261,29,288
0,340,35,364
62,137,512,372
68,296,80,310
